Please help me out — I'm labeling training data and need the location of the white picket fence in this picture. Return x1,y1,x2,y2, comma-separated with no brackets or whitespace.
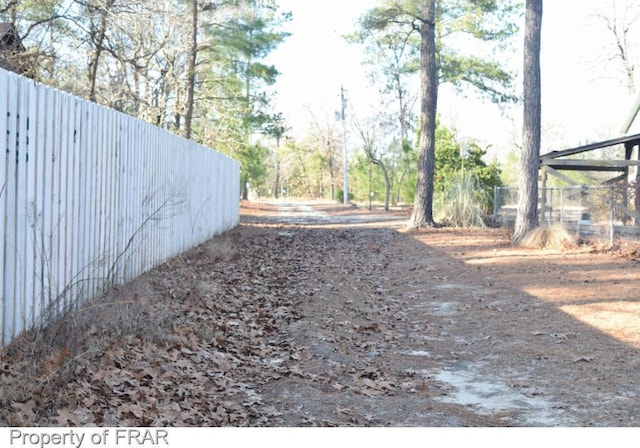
0,68,240,346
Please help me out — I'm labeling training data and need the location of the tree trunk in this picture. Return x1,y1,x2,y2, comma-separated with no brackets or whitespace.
329,154,335,200
241,176,249,200
407,0,438,229
381,162,391,211
273,160,280,199
88,1,113,103
514,0,543,243
184,0,198,140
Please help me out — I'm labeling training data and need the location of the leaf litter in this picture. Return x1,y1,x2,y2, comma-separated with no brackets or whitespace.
3,200,640,426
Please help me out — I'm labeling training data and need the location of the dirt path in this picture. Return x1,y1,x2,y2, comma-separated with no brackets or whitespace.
243,200,640,426
2,200,640,426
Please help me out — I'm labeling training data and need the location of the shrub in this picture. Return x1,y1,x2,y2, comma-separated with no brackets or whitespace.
435,171,489,228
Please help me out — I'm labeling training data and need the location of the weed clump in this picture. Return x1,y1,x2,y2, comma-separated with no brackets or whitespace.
519,223,574,249
435,172,490,228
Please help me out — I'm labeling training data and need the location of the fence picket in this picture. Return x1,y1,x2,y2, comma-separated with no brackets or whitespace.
0,70,7,343
16,77,27,331
5,72,19,341
25,81,37,327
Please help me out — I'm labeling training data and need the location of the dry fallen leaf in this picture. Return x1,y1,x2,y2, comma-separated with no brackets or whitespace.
572,356,595,363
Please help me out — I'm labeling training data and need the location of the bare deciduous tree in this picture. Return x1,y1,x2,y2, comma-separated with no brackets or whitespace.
353,115,392,211
595,0,640,94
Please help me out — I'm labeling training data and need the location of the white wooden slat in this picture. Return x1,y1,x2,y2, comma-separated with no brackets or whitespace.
69,97,82,304
103,110,117,288
15,77,28,332
69,97,80,306
176,141,183,242
53,90,65,311
87,103,98,297
98,106,108,291
125,115,134,280
139,122,148,272
127,118,136,281
204,150,214,239
101,107,112,290
112,115,130,281
95,104,106,292
128,120,137,278
134,120,143,276
28,83,41,328
5,72,19,342
216,152,224,232
46,87,58,312
220,155,228,229
94,103,109,288
110,115,120,282
95,105,106,294
62,96,75,308
42,86,53,313
121,117,130,281
24,78,38,329
197,147,205,237
45,88,55,313
58,92,71,310
114,115,126,283
108,110,119,286
0,70,9,345
180,142,189,253
153,130,160,263
40,86,54,321
55,92,67,312
151,126,159,267
91,106,101,294
121,117,133,281
167,137,176,259
90,104,101,290
11,75,22,334
160,132,170,259
93,104,104,291
110,113,119,285
35,85,48,319
130,120,138,276
76,98,89,300
77,102,88,296
149,126,159,268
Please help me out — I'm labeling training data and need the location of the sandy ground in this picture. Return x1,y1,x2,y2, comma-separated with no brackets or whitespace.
2,199,640,427
241,200,640,426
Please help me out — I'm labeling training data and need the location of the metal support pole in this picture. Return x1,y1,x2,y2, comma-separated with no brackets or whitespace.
610,185,615,247
368,161,372,210
341,86,348,204
493,186,499,224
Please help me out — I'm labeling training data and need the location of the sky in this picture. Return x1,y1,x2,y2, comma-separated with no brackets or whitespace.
266,0,377,133
266,0,640,160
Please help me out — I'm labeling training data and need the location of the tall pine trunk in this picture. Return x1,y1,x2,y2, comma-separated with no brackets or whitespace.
184,0,198,140
514,0,543,243
407,0,438,229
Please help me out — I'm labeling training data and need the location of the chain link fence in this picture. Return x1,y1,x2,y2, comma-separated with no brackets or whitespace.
494,185,640,244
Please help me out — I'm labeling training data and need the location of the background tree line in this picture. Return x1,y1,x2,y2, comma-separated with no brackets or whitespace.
13,1,630,237
262,0,515,227
1,0,289,199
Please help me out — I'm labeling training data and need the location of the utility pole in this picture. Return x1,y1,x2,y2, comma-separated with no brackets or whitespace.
341,86,349,204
